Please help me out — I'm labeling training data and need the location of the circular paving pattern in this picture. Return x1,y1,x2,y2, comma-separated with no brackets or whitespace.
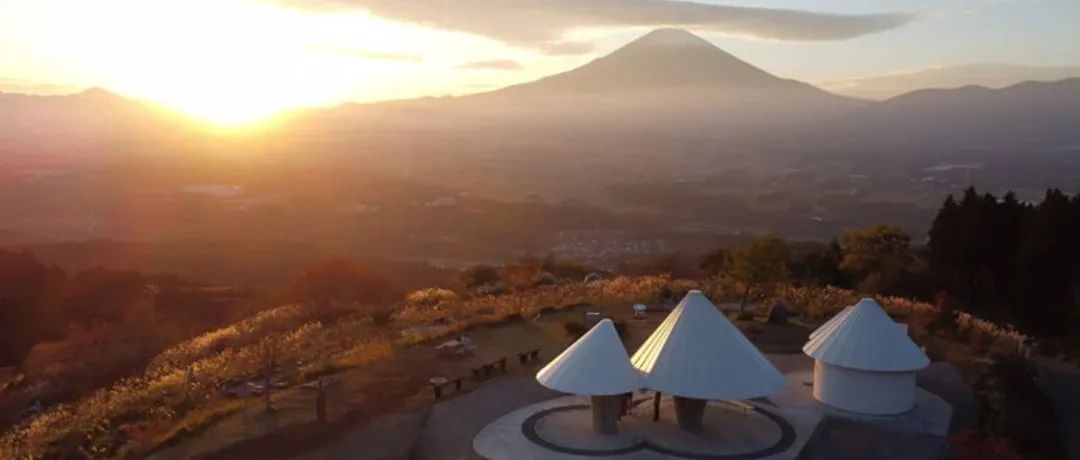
521,399,797,459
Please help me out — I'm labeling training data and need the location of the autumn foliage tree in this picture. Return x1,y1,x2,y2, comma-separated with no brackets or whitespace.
281,259,399,320
841,224,913,294
0,250,65,364
726,234,791,311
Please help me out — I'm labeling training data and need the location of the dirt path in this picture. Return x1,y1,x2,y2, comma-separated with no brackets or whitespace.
292,409,431,460
149,351,429,460
414,378,560,460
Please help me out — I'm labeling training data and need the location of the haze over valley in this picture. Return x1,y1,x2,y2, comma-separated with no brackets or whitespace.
2,27,1079,285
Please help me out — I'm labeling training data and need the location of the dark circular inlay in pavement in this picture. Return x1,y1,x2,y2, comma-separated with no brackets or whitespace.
521,399,797,459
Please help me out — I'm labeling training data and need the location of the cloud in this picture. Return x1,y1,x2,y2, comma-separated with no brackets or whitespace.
307,44,424,62
283,0,917,54
455,59,525,71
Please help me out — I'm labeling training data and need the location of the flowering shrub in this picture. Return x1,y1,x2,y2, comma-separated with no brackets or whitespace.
405,288,459,307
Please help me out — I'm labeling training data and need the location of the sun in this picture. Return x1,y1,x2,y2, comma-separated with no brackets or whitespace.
11,0,538,127
31,0,429,127
94,0,356,126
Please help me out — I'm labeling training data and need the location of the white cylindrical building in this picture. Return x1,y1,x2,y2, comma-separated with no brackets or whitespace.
536,319,641,434
803,298,930,415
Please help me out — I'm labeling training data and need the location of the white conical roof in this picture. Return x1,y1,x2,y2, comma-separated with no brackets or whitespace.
803,298,930,372
630,290,784,401
809,305,854,340
536,319,642,396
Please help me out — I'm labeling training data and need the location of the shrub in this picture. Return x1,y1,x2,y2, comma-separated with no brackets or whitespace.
970,327,994,354
405,288,458,307
736,311,756,322
461,265,501,289
949,431,1023,460
280,259,399,310
368,306,396,326
985,355,1067,458
563,320,589,339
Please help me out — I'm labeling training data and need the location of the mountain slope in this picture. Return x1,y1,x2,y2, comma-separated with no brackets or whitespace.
857,78,1080,147
501,28,821,94
326,28,862,132
0,88,192,150
818,63,1080,100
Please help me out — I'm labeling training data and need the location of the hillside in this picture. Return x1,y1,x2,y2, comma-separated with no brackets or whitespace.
0,89,191,148
817,63,1080,100
493,28,833,94
856,78,1080,147
317,28,862,131
0,273,1034,459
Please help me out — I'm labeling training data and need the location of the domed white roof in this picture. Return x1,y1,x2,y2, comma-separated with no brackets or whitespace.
803,298,930,372
536,319,642,396
630,290,784,400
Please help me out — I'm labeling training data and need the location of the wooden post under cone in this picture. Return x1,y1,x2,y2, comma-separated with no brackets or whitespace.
590,395,622,434
673,396,707,432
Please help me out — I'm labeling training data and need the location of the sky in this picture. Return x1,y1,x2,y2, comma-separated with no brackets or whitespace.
1,0,1078,124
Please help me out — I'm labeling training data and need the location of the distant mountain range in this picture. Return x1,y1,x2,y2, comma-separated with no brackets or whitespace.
817,63,1080,100
0,88,193,148
2,28,1079,152
859,78,1080,147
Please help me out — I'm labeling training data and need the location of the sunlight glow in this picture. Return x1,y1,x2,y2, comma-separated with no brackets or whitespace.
4,0,521,126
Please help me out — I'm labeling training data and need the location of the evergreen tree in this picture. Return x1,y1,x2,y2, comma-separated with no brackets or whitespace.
1015,189,1075,335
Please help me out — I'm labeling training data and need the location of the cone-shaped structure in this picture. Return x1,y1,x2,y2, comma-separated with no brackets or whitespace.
536,319,641,396
808,305,853,340
803,298,929,372
631,290,784,401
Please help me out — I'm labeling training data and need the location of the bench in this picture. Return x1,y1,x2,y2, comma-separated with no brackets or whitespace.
430,377,449,399
518,349,542,365
431,376,466,399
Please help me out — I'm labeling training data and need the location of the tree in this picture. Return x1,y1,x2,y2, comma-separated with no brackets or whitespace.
1014,189,1075,335
461,264,501,289
0,250,65,365
928,188,1031,315
789,239,845,287
841,224,913,294
281,259,398,316
699,248,731,276
60,267,146,325
253,337,279,411
498,261,541,289
726,235,791,312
